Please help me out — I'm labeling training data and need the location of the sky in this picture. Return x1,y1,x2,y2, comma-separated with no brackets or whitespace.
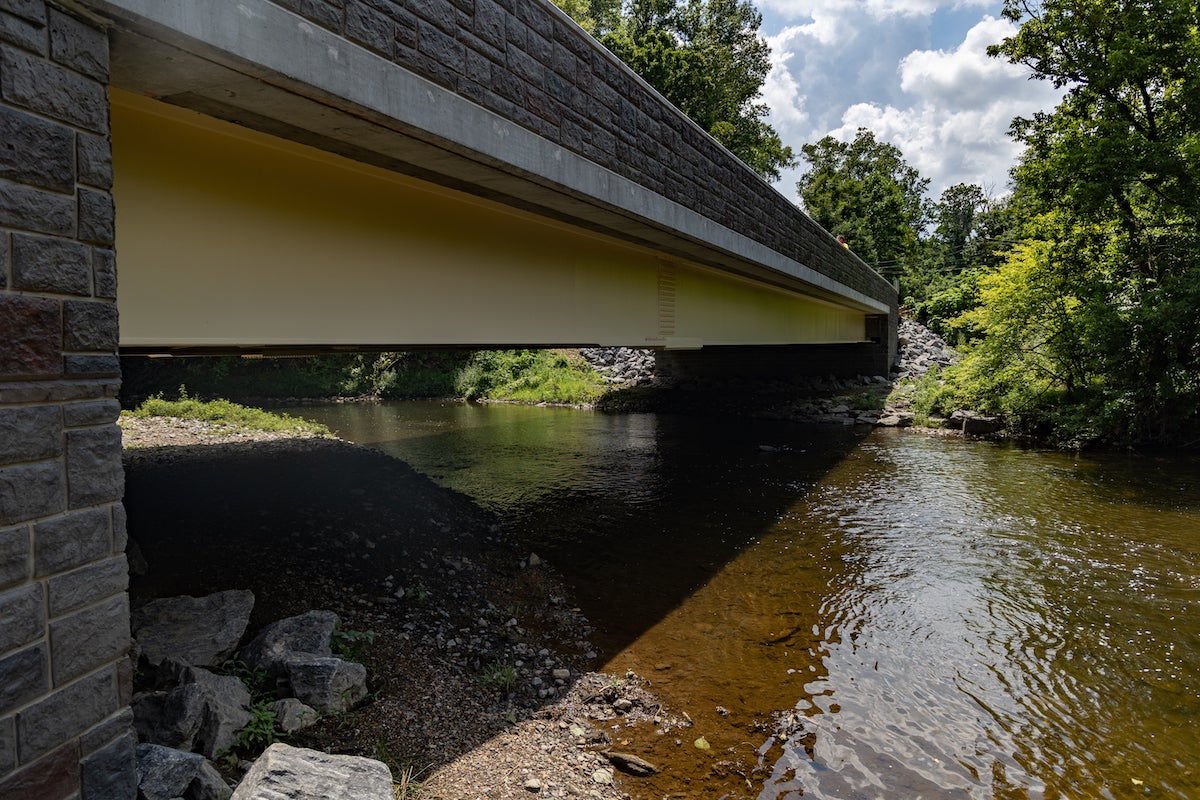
754,0,1067,204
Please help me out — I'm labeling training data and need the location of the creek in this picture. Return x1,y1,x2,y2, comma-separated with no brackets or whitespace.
283,400,1200,799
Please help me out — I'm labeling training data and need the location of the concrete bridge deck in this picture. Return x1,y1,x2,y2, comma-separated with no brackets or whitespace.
0,1,896,798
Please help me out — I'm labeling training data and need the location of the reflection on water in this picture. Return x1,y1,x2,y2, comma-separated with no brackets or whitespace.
288,402,1200,799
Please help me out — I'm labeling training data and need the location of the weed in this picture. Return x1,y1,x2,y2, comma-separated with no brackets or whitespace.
235,701,284,750
219,658,274,705
479,663,519,696
332,627,376,663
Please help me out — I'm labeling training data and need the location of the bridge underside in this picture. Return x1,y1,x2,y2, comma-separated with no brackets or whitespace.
115,92,878,355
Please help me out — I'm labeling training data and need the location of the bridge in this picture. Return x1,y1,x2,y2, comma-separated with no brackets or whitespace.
0,1,896,797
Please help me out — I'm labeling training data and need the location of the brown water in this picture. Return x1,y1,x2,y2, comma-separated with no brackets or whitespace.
287,401,1200,799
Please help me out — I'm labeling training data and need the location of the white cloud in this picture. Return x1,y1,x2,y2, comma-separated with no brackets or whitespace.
761,8,1065,203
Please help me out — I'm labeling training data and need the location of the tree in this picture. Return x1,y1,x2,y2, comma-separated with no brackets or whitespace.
947,0,1200,443
795,128,930,273
555,0,796,180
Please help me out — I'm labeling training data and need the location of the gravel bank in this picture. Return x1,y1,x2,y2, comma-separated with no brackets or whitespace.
120,416,675,799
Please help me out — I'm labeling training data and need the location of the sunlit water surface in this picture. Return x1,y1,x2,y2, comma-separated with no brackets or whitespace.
287,401,1200,799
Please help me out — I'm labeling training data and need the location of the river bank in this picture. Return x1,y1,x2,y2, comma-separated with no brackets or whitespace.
122,416,693,798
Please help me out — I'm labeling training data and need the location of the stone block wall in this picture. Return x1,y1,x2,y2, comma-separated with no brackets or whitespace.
0,2,136,798
268,0,896,310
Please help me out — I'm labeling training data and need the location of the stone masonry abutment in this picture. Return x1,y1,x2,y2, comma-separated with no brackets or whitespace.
1,2,135,799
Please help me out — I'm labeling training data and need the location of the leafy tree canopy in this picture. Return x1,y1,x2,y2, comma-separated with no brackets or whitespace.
930,0,1200,445
795,128,930,270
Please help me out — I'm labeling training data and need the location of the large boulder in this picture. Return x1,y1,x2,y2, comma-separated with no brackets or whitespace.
231,743,392,800
239,611,338,677
134,665,253,759
286,656,368,713
132,590,255,668
136,743,231,800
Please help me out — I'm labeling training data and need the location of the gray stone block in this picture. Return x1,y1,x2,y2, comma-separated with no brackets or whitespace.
48,7,107,82
345,3,391,55
64,354,121,378
0,294,62,380
132,590,254,669
0,461,64,527
239,610,338,676
92,247,116,298
0,714,13,773
135,742,230,800
77,188,114,246
13,233,92,295
33,506,110,577
0,643,47,713
0,181,76,237
0,1,47,25
286,655,368,713
0,8,47,54
79,706,133,758
63,300,119,352
0,525,30,591
48,555,127,616
0,583,43,654
111,504,127,554
0,46,107,133
16,663,116,763
0,404,63,463
62,399,120,429
231,743,392,800
0,740,81,800
81,731,136,800
49,593,130,685
66,427,123,508
0,105,73,192
77,131,113,190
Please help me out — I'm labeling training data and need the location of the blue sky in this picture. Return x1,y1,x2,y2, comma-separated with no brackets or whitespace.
754,0,1065,203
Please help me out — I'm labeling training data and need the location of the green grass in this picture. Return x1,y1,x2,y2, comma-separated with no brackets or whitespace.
454,350,608,405
125,390,330,435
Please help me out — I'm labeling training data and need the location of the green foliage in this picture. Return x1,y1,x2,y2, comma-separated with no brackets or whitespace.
796,128,930,270
929,0,1200,446
479,663,519,696
454,350,606,405
235,701,285,750
126,390,330,435
331,627,376,664
591,0,795,179
219,657,274,705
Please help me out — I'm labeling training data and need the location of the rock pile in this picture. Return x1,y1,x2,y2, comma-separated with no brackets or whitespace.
128,590,383,800
579,347,656,385
893,317,957,381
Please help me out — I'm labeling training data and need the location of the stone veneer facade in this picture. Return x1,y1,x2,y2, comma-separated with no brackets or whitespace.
0,2,136,798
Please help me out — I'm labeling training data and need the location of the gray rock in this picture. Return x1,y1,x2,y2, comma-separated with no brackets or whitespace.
133,665,253,759
286,656,367,713
605,751,659,776
132,590,254,668
230,743,392,800
136,743,231,800
270,698,320,733
239,611,338,677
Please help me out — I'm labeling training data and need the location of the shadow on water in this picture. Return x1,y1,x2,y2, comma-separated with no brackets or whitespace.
283,402,872,655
